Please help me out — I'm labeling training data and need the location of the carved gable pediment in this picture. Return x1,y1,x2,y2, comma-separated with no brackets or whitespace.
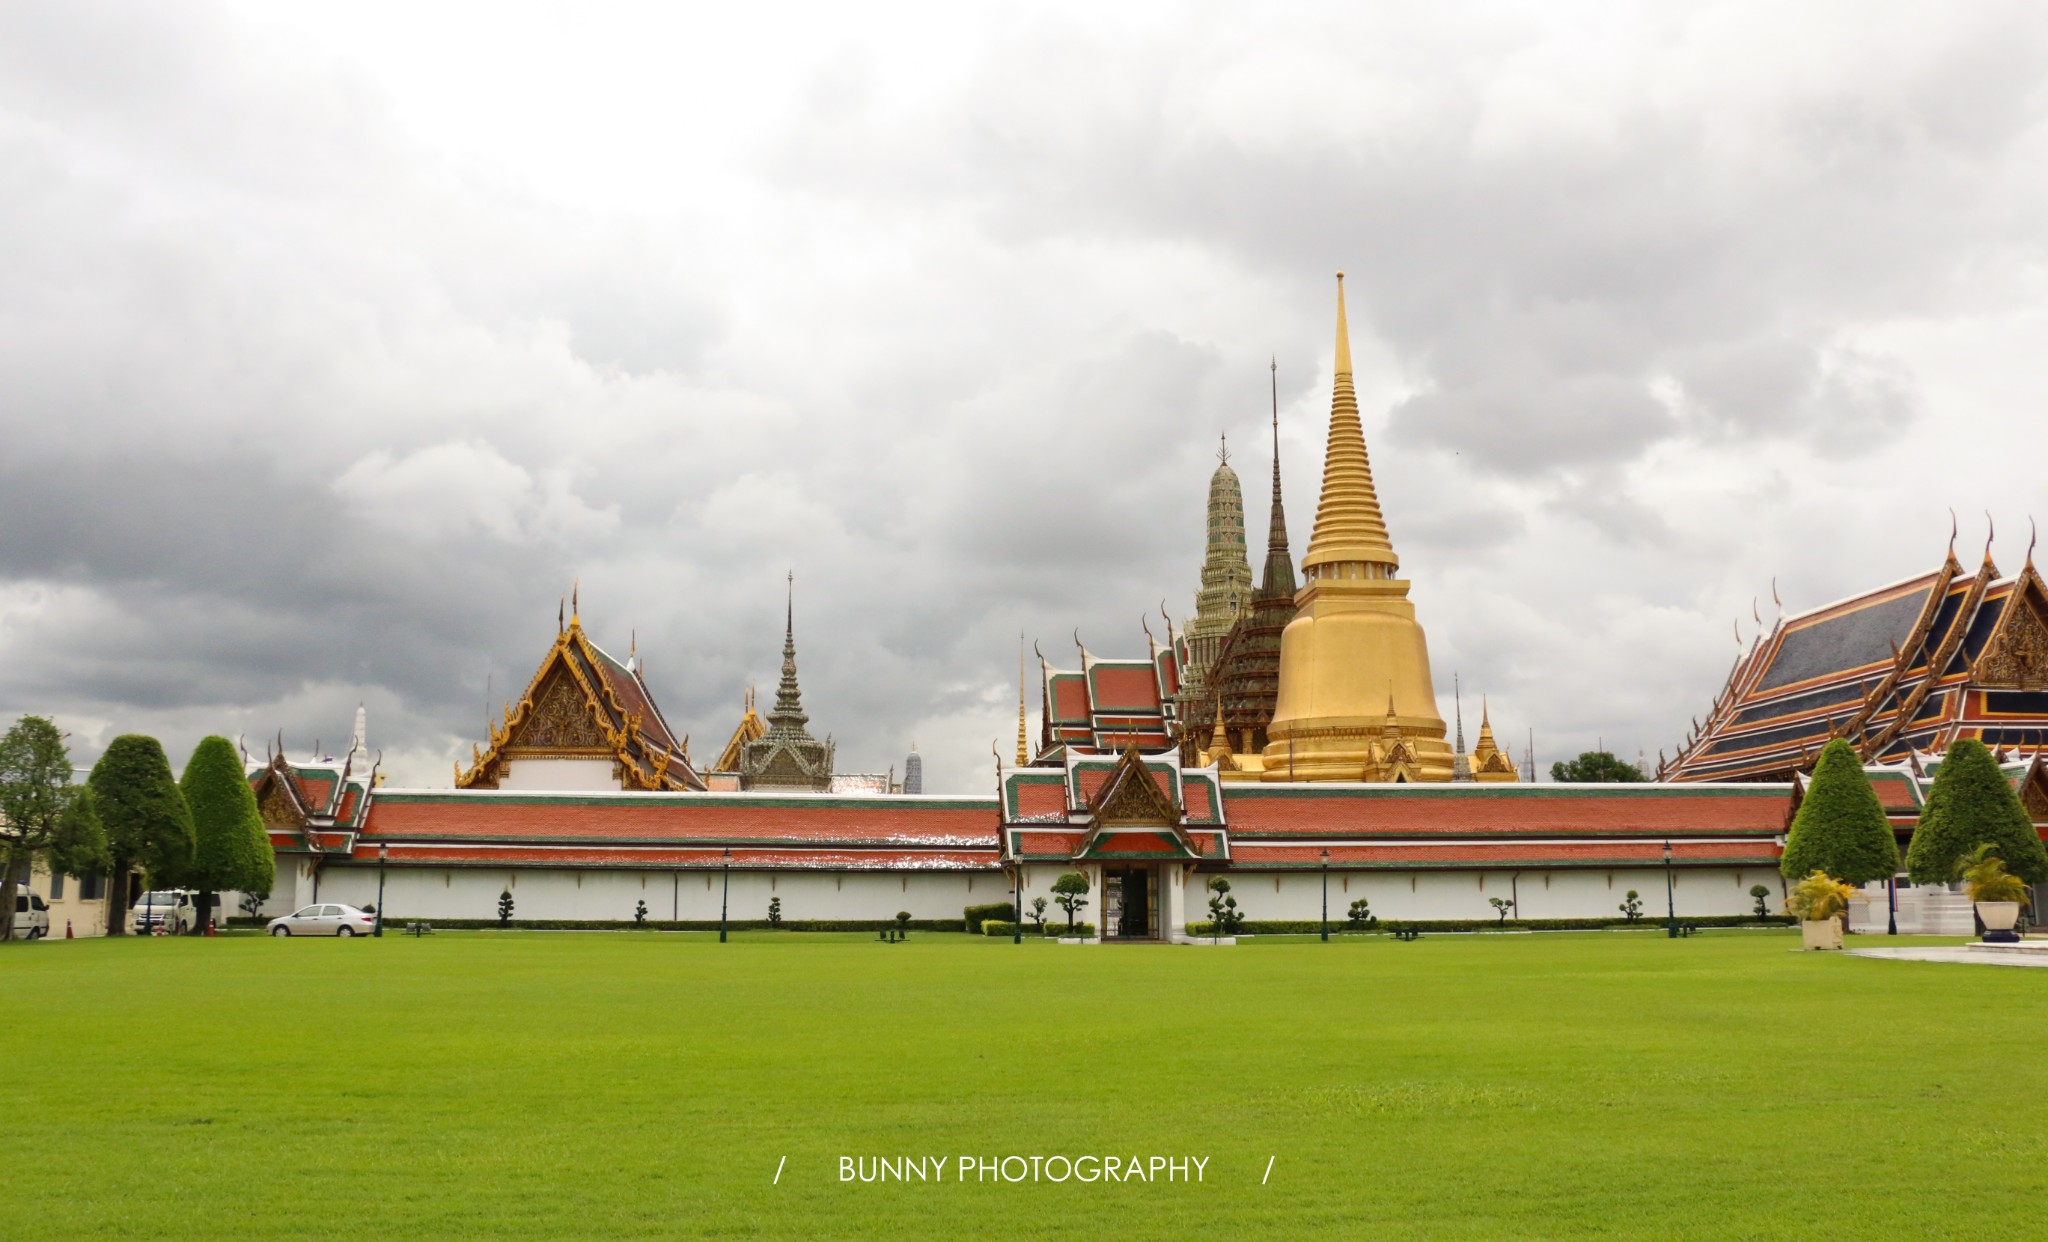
257,778,304,830
1979,573,2048,692
508,668,611,751
1088,751,1182,827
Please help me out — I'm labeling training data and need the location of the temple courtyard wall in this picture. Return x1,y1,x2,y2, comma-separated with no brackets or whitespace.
270,860,1786,927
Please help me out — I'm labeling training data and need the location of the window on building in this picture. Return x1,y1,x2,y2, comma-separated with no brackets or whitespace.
49,873,65,900
79,873,105,901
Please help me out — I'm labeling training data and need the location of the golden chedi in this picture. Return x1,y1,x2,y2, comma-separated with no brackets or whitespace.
1262,274,1453,782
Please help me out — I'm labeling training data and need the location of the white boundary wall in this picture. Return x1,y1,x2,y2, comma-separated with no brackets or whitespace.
292,863,1791,926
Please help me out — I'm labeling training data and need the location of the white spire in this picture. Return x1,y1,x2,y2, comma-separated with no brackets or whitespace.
350,703,367,757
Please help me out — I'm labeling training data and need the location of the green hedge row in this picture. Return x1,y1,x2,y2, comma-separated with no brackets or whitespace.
227,916,970,933
983,920,1097,938
1184,915,1795,935
963,903,1017,934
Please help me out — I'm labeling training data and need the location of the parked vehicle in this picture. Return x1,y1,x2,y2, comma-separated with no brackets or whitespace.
12,892,51,940
132,890,197,936
266,904,376,937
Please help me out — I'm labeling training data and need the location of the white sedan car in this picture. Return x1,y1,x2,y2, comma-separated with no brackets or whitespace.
266,904,377,937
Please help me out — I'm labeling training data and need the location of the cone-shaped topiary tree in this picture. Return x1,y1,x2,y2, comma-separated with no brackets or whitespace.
179,736,275,935
87,736,195,935
1906,738,2048,885
1781,738,1900,885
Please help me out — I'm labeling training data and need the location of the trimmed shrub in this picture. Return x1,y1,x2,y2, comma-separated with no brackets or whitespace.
1052,871,1090,929
1781,739,1899,884
963,902,1014,934
983,920,1095,938
1906,738,2048,885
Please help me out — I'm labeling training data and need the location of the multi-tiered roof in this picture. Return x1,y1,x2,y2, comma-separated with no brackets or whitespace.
1663,531,2048,782
457,595,701,792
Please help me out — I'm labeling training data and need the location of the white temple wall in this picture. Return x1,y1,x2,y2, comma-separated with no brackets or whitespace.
294,862,1786,926
498,758,620,791
308,866,987,922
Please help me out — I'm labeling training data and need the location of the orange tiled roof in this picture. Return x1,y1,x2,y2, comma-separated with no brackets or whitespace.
1220,785,1793,837
1230,839,1780,867
363,792,999,848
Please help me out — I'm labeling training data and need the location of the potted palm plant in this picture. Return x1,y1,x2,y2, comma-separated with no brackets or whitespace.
1786,871,1856,950
1957,843,2029,942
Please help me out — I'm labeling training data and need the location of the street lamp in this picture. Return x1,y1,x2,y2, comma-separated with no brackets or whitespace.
1887,873,1898,936
1320,849,1330,942
1663,839,1677,938
719,848,732,944
1012,861,1023,945
374,843,388,938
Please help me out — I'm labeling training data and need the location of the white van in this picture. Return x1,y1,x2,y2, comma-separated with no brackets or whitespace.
132,890,197,935
13,891,51,940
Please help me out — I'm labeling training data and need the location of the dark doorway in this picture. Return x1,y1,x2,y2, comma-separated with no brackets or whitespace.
1109,867,1154,939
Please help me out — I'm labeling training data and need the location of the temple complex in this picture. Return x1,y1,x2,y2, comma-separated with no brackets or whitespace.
1663,529,2048,783
1261,274,1456,781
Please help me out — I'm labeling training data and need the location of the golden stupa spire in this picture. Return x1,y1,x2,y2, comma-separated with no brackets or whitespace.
1016,633,1029,766
1301,272,1398,576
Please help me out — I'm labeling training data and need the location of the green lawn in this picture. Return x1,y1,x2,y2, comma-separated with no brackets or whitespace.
0,929,2036,1240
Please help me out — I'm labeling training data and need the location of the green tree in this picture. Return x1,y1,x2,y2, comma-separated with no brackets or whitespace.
178,736,274,936
0,716,108,942
1550,751,1645,782
1051,871,1090,931
1906,738,2048,886
497,889,515,926
88,736,195,936
1780,738,1899,885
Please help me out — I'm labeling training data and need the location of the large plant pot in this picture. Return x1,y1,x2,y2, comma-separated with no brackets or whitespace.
1976,901,2022,932
1800,919,1843,951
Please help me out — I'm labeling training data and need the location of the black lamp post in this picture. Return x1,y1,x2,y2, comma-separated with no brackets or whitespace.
1012,862,1023,945
1887,874,1898,936
374,843,388,938
1663,839,1677,938
719,848,731,944
1320,849,1330,942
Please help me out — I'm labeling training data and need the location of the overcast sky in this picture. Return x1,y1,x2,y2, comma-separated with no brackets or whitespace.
3,1,2045,791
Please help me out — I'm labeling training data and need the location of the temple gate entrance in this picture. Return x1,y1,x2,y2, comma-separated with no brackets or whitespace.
1102,865,1159,940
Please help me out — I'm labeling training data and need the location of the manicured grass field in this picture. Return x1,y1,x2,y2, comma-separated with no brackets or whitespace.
1,929,2038,1239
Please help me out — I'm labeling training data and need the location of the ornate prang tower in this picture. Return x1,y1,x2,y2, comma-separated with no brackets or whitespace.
741,572,835,791
1179,436,1254,712
1262,273,1453,782
1199,358,1300,771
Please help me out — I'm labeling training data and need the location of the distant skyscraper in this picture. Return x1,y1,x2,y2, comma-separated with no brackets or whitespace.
903,744,923,795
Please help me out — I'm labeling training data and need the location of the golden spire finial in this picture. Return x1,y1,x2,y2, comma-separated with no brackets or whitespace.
1016,633,1028,766
571,578,580,626
1333,271,1351,375
1300,270,1398,575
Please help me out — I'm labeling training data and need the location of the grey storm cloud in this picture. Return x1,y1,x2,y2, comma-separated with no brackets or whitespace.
2,0,2047,788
